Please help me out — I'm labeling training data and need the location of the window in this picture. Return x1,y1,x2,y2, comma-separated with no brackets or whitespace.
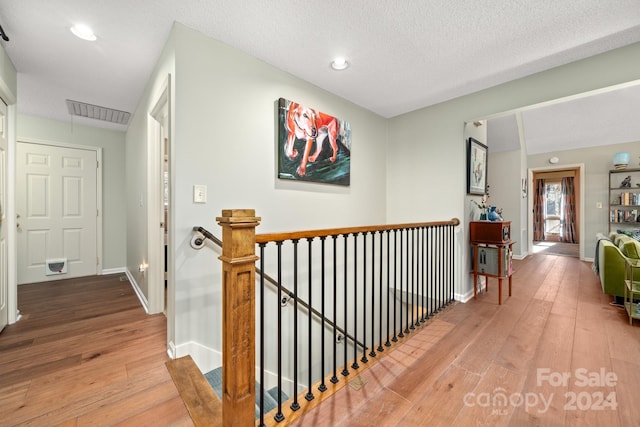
545,182,562,236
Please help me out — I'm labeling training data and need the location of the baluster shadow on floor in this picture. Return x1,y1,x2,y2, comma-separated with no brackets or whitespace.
288,254,640,427
1,255,638,426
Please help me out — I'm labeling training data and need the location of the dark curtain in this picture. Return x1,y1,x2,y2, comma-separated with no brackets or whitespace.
561,176,577,243
533,178,545,241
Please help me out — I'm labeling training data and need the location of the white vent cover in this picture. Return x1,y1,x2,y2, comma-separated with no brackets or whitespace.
66,99,131,125
46,258,68,275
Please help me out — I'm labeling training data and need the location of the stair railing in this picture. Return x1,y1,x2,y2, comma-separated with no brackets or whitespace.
192,225,365,349
216,209,460,427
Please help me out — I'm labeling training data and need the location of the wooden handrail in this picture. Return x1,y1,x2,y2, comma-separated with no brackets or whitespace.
193,225,365,350
255,218,460,243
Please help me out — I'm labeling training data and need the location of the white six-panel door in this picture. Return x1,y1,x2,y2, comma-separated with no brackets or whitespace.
0,100,8,331
17,142,97,284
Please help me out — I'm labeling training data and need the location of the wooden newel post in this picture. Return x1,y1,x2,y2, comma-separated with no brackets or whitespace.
216,209,261,427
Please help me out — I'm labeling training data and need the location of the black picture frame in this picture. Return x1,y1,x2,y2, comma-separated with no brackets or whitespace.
467,137,488,195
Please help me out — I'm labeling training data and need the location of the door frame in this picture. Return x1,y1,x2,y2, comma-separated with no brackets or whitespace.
527,164,585,260
147,75,173,354
16,138,103,277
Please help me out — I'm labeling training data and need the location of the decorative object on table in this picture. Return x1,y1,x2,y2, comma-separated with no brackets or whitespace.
621,175,632,188
471,195,489,220
613,152,630,169
488,206,503,221
467,137,488,195
277,97,351,186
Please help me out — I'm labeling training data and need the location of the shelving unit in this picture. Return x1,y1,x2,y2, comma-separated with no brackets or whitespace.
624,257,640,325
609,168,640,233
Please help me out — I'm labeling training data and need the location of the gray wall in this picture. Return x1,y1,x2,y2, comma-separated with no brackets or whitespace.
387,42,640,299
126,23,388,365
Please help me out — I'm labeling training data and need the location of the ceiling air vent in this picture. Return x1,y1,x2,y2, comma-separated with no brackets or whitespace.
66,99,131,125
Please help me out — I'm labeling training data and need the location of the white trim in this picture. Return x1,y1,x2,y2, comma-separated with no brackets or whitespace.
101,267,127,275
125,268,150,313
175,341,221,374
147,78,170,316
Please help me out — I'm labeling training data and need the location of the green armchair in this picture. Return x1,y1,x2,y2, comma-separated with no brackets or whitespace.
595,232,640,299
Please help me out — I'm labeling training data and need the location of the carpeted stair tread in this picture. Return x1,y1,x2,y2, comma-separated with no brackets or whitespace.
204,367,288,419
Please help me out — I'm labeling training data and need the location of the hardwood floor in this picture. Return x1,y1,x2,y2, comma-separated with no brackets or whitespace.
0,274,192,426
289,254,640,426
1,254,638,426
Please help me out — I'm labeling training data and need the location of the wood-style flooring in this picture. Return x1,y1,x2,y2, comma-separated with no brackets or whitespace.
288,253,640,426
1,253,638,426
0,274,192,426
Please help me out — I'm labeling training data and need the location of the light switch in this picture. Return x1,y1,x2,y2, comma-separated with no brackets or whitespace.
596,202,602,209
194,185,207,203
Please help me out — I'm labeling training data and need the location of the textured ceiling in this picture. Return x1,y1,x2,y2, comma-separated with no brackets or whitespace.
0,1,640,153
488,82,640,155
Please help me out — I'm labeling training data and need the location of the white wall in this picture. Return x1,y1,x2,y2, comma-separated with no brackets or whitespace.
16,115,127,270
0,42,17,324
387,41,640,298
127,23,388,367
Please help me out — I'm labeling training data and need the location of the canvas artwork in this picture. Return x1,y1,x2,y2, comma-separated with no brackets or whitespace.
277,98,351,186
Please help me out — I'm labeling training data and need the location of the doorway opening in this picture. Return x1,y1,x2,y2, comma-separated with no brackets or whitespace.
148,76,173,353
531,167,581,258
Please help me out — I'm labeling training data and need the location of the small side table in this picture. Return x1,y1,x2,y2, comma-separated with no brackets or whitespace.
471,240,514,305
624,258,640,324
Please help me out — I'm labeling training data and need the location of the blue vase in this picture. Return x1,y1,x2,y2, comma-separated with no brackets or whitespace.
488,206,500,221
613,152,630,169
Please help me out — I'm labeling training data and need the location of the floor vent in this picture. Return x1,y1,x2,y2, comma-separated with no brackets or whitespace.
66,99,131,125
46,258,67,275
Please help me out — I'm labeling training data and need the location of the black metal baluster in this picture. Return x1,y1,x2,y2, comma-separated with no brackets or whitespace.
342,234,349,377
429,226,435,316
274,241,284,423
392,230,398,343
331,235,339,384
318,237,327,393
369,231,377,358
438,225,443,311
305,238,314,402
450,224,455,304
259,243,266,427
351,233,360,370
398,229,409,338
404,228,411,334
385,230,392,347
378,231,385,353
290,240,300,411
361,232,369,363
421,227,426,323
410,228,416,330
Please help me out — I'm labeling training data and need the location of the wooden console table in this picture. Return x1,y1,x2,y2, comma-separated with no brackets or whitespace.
469,221,514,305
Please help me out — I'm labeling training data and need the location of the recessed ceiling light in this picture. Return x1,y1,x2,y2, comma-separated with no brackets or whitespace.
70,24,97,41
330,57,349,71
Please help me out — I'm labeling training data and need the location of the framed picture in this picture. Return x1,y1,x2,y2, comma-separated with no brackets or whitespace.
277,98,351,186
467,137,488,195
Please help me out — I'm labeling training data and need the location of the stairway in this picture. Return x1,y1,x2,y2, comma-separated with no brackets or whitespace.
204,367,289,419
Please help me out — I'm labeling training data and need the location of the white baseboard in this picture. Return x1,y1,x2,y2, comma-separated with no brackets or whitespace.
125,268,150,313
101,267,127,275
175,341,221,374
